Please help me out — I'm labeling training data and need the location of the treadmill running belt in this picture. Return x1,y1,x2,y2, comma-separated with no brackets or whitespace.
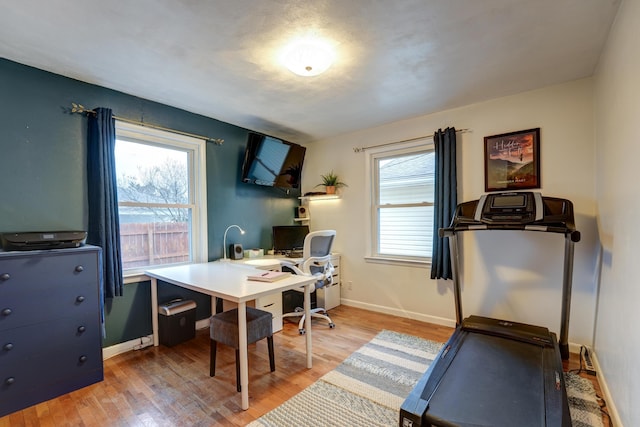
426,333,544,426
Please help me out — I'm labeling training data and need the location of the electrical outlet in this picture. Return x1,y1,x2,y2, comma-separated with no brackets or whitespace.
582,348,597,376
346,281,353,291
134,335,153,351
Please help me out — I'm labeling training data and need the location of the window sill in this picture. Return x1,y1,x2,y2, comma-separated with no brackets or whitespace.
124,273,150,284
364,256,431,268
122,261,198,284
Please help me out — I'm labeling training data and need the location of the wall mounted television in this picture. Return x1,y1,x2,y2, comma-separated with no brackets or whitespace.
241,132,306,192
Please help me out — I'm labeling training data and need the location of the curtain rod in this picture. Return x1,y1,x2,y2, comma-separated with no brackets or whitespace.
353,128,470,153
70,103,224,145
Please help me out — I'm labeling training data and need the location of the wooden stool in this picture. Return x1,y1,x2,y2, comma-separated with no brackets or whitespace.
209,307,275,392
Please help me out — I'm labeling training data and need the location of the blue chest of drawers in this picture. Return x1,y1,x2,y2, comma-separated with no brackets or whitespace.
0,245,104,417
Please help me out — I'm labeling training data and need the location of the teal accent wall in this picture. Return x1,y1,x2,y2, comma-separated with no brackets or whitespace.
0,58,300,347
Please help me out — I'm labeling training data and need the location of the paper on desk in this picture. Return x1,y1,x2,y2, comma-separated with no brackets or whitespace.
247,270,290,282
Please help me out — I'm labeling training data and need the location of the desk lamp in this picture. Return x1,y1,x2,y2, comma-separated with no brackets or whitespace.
222,224,245,262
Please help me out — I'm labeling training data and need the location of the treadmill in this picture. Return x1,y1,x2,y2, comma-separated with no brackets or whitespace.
400,192,580,427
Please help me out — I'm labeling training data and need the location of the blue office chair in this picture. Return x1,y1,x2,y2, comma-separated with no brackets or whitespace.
281,230,336,334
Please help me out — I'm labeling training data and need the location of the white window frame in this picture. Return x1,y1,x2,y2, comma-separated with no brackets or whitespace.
364,137,434,268
115,121,208,278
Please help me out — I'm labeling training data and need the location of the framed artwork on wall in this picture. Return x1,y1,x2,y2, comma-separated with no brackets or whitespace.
484,128,540,192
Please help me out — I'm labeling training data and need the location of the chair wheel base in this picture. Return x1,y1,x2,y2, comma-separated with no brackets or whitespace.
299,328,306,335
329,323,335,328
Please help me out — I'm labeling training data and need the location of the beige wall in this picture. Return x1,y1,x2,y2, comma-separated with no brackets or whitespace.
593,0,640,425
303,78,598,348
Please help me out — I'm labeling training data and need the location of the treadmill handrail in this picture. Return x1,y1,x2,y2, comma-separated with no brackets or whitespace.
439,194,579,360
440,225,581,242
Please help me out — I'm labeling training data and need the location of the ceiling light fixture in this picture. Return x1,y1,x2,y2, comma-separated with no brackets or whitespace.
281,38,335,77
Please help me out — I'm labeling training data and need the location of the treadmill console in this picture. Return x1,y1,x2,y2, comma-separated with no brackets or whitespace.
474,192,543,224
444,192,579,241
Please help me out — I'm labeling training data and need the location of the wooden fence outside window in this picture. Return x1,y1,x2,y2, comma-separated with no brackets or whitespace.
120,222,190,269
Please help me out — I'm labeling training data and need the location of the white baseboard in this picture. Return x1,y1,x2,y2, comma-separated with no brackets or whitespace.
103,334,154,360
106,306,619,426
196,318,210,330
340,300,595,357
568,342,583,354
590,349,622,426
340,299,457,328
103,319,210,360
342,301,619,424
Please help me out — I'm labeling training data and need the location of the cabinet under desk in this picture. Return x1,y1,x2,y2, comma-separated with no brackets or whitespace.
226,254,341,332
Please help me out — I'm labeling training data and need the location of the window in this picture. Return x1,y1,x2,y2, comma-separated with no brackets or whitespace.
368,140,434,265
115,122,207,274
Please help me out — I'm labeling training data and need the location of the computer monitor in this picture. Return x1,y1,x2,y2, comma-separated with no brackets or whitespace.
272,225,309,253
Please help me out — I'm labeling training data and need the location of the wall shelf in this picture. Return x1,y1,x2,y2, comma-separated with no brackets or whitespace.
299,194,341,202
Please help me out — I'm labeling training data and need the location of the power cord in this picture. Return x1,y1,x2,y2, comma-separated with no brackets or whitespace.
597,392,613,427
568,345,585,374
569,346,612,426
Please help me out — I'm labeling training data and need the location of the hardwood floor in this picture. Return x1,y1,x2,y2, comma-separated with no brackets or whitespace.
1,306,607,426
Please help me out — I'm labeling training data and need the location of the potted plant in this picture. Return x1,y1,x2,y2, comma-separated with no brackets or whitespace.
316,171,347,194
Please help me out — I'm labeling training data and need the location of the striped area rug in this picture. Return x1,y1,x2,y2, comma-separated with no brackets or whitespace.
248,330,602,427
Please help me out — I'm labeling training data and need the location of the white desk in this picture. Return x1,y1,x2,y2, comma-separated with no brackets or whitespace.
146,261,316,410
235,254,342,311
233,255,302,269
229,256,300,332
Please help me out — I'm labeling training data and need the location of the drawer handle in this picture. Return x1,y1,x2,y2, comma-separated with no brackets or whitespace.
263,303,275,308
5,377,15,386
75,265,84,273
1,308,12,316
0,273,9,281
76,295,86,303
77,325,86,333
78,355,88,364
3,343,14,351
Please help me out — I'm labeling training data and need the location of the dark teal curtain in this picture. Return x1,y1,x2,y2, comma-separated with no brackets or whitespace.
430,127,457,280
87,108,123,299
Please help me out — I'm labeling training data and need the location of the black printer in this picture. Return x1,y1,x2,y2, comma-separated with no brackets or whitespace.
0,231,87,251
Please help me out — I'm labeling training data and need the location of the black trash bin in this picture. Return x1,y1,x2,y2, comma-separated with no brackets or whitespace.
158,299,197,347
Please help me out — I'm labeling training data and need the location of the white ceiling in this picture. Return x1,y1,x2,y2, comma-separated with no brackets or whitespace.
0,0,620,144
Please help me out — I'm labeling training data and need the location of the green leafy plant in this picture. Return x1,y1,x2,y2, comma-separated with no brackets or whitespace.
315,171,348,189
